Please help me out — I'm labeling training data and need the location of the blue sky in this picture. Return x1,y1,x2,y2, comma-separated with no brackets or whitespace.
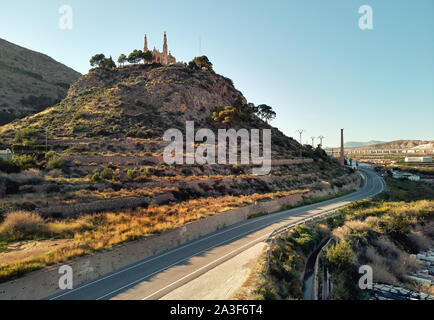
0,0,433,146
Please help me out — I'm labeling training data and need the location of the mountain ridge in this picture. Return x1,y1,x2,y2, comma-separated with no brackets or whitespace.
0,38,81,125
348,140,434,150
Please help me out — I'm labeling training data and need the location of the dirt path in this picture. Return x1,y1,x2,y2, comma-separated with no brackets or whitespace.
0,239,72,265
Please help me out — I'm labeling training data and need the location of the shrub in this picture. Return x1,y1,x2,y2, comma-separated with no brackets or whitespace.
188,56,213,71
63,145,86,154
44,151,57,160
100,168,114,180
0,211,44,240
210,106,238,126
126,169,137,181
45,156,67,170
14,128,42,146
91,172,101,182
11,154,38,171
380,211,410,235
325,241,354,272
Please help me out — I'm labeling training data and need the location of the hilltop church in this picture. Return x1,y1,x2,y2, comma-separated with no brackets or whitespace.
144,32,176,65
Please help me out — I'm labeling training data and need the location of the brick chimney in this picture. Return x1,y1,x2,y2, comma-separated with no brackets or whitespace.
340,129,345,166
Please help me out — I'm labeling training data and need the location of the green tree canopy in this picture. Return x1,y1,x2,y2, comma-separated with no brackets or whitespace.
100,56,116,69
128,50,144,64
117,54,127,66
89,54,106,67
143,50,154,64
210,97,254,127
188,56,213,71
257,104,276,124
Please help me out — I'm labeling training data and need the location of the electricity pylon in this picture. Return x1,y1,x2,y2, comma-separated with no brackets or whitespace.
318,135,325,148
296,129,305,157
311,136,316,147
296,129,305,145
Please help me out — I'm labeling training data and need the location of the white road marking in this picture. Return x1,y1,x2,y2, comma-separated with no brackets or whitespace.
52,170,383,300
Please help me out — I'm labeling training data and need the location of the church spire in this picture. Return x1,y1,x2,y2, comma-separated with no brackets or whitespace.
163,32,168,56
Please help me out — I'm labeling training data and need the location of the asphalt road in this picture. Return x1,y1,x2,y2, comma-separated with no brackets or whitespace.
49,169,385,300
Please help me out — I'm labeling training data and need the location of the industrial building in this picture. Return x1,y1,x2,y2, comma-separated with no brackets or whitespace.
0,149,12,161
404,157,432,163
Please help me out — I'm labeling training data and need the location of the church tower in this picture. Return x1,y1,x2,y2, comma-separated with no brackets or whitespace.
163,32,168,64
163,32,168,55
143,32,176,65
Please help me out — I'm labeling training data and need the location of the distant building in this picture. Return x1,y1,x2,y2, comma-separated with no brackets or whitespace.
144,33,176,65
0,148,12,161
345,157,358,169
405,157,432,163
392,170,420,181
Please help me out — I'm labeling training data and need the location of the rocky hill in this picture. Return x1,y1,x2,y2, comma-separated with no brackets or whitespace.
0,63,302,158
0,61,360,282
0,38,81,125
0,63,356,217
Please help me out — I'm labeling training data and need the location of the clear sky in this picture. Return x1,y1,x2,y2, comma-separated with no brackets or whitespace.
0,0,433,146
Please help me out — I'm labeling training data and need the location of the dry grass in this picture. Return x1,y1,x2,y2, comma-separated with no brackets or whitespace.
414,283,434,296
0,211,44,238
363,237,421,284
0,189,308,282
73,186,179,200
407,230,433,252
332,220,370,242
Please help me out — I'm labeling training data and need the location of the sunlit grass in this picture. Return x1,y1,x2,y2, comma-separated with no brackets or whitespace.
0,189,309,282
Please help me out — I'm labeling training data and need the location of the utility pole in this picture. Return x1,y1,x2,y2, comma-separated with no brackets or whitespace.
318,136,325,148
310,136,315,147
296,129,305,158
296,129,305,145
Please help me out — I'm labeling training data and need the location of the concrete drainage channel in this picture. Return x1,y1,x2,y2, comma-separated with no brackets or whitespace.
302,238,331,300
265,198,359,300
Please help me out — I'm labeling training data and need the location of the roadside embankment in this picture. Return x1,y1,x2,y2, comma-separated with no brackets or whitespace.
0,173,360,300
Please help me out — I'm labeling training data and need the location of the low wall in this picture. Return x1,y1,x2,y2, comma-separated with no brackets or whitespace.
0,173,360,300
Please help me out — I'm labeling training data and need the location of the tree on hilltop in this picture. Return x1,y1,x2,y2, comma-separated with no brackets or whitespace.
143,50,154,64
188,56,213,72
249,103,276,124
117,54,127,66
90,54,106,68
128,50,144,64
257,104,276,124
100,56,116,69
90,54,116,69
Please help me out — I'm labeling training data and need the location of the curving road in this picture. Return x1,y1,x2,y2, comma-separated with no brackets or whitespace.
49,169,385,300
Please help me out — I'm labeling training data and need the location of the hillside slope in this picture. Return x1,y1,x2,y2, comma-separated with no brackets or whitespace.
0,63,301,158
0,62,360,282
0,38,81,125
0,62,355,214
345,141,385,148
351,140,433,150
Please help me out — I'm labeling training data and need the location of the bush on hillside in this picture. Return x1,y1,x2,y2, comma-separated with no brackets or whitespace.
0,211,44,240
